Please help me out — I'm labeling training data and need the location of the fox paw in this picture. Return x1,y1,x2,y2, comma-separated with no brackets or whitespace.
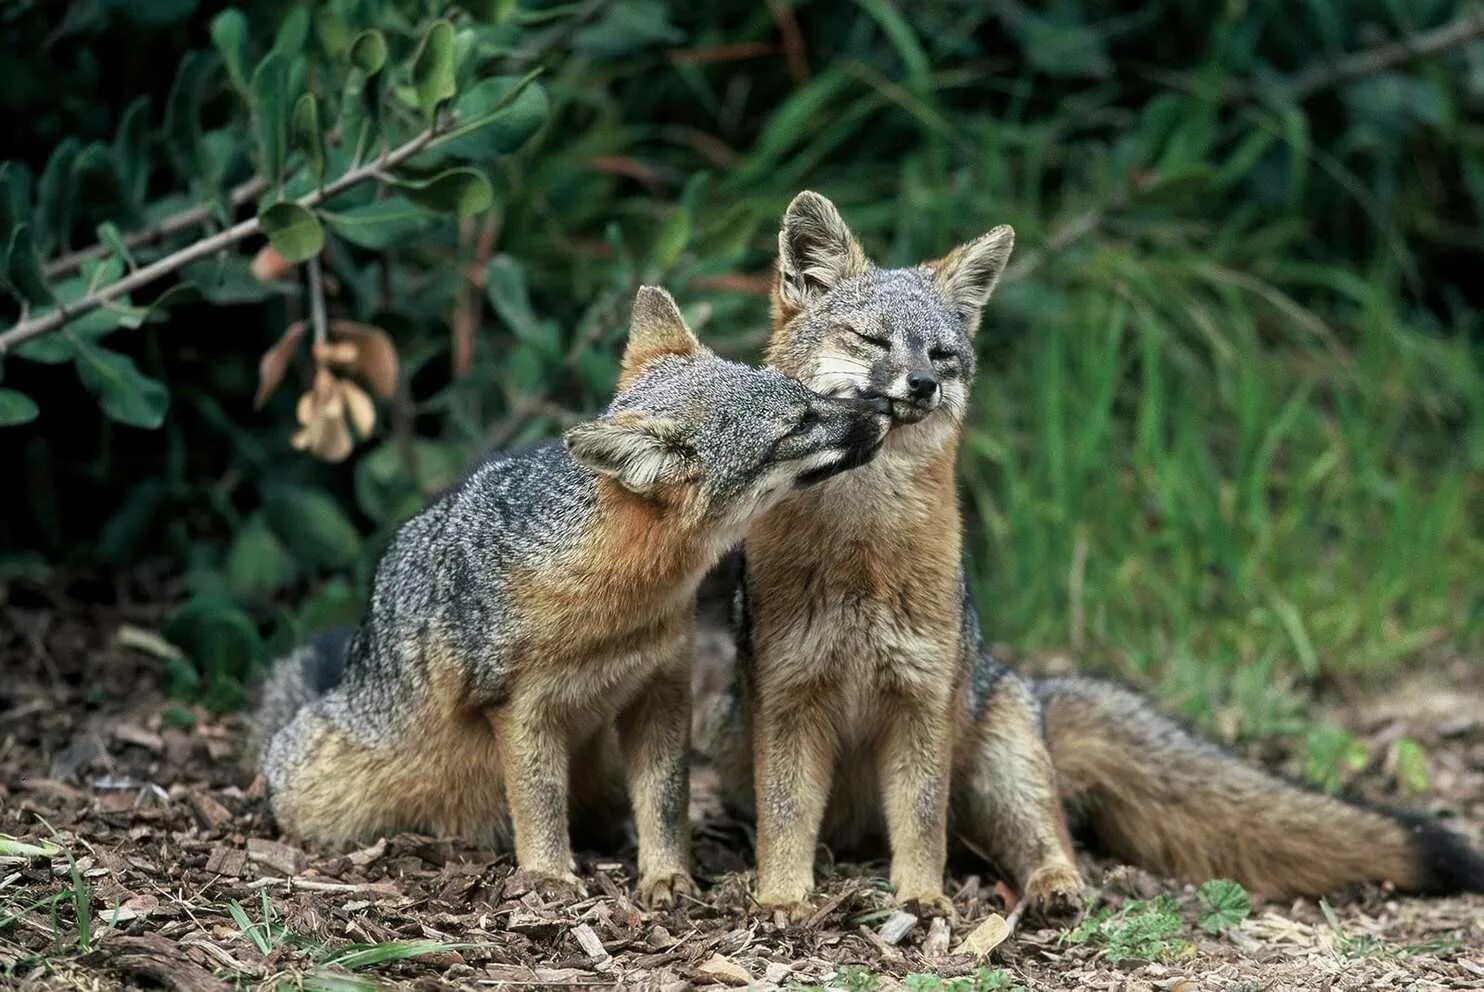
529,869,588,903
897,890,957,922
637,870,697,909
1022,864,1084,920
762,900,815,927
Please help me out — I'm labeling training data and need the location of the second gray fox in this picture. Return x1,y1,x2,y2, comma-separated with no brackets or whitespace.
254,286,888,906
704,192,1484,918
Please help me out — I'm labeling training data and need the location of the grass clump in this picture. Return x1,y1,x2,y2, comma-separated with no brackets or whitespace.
1065,895,1191,961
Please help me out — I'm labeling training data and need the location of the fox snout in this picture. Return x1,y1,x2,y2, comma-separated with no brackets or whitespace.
793,396,889,487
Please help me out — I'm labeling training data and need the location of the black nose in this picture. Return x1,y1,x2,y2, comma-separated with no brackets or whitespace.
907,371,939,401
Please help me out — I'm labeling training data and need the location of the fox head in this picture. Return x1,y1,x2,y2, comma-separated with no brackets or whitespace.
766,191,1014,459
565,286,889,534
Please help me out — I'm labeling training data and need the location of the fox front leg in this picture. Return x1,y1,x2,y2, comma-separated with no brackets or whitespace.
615,652,697,909
876,692,955,917
752,697,835,920
493,704,584,895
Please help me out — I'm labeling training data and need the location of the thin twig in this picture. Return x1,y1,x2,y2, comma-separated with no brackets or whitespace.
0,128,440,355
1146,9,1484,104
42,177,271,280
306,256,328,349
1289,9,1484,100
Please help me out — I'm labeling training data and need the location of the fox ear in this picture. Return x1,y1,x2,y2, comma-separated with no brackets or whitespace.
775,191,867,317
564,412,694,495
930,225,1015,335
620,285,701,388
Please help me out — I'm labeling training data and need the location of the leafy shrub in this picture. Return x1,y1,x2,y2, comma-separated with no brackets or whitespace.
1,1,1480,721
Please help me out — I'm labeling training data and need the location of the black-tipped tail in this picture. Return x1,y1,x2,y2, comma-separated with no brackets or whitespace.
1398,812,1484,895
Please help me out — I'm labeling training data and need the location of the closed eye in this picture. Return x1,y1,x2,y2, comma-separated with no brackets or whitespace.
791,406,821,435
850,328,892,349
929,348,956,362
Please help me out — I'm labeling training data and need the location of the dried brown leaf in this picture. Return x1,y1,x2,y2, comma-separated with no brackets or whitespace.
255,321,306,410
331,320,399,398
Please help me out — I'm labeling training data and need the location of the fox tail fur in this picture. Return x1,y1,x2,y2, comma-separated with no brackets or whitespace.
250,627,353,766
1036,676,1484,898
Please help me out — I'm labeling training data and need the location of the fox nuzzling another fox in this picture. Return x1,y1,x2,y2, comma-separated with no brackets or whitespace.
255,285,889,907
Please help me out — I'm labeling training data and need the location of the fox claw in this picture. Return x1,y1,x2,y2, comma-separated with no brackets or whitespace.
759,899,814,926
1022,864,1084,921
637,870,697,909
529,869,588,902
898,890,957,922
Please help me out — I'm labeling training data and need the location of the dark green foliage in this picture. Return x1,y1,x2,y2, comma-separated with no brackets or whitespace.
0,1,1479,721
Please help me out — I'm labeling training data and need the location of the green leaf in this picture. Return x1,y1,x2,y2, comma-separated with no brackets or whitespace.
5,224,52,305
321,197,437,250
349,29,388,74
96,221,135,271
273,4,311,56
0,388,39,426
652,204,690,270
163,597,265,685
98,479,169,562
72,339,169,428
165,50,214,186
573,0,684,59
467,0,518,22
292,93,326,187
1391,738,1430,797
112,96,151,207
411,20,457,123
1197,879,1251,934
395,167,492,218
36,137,81,256
316,7,351,59
0,161,33,238
263,485,362,569
421,73,549,166
250,51,291,191
484,254,540,341
71,142,126,217
226,514,299,602
259,202,324,263
210,8,250,94
1012,9,1111,78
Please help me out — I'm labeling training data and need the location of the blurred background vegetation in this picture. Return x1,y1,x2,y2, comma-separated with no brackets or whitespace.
2,0,1480,768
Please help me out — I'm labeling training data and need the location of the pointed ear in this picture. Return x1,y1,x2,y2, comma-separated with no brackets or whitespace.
619,285,701,388
930,225,1015,335
774,191,868,318
564,412,694,495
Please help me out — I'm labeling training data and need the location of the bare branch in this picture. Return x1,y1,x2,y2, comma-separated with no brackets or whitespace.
0,127,440,356
43,177,271,280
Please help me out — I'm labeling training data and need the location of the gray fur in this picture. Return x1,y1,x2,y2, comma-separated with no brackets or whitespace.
256,308,889,832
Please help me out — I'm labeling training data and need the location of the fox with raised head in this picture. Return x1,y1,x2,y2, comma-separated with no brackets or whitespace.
254,286,889,907
704,192,1484,918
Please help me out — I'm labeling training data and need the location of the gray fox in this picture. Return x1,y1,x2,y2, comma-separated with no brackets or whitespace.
702,191,1484,919
254,285,888,907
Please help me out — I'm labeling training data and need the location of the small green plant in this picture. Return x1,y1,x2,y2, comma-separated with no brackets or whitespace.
900,970,1023,992
1303,724,1369,793
1065,896,1190,961
838,966,882,992
1389,738,1430,798
1197,879,1251,934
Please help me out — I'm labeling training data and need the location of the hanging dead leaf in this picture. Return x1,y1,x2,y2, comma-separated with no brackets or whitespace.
250,244,295,283
330,321,399,398
313,340,360,367
341,380,376,437
291,369,359,462
255,322,307,409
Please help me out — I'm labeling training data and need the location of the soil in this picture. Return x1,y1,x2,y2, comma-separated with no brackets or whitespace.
2,575,1481,990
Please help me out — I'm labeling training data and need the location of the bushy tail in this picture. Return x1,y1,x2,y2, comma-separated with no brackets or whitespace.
1035,676,1484,898
250,627,353,767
